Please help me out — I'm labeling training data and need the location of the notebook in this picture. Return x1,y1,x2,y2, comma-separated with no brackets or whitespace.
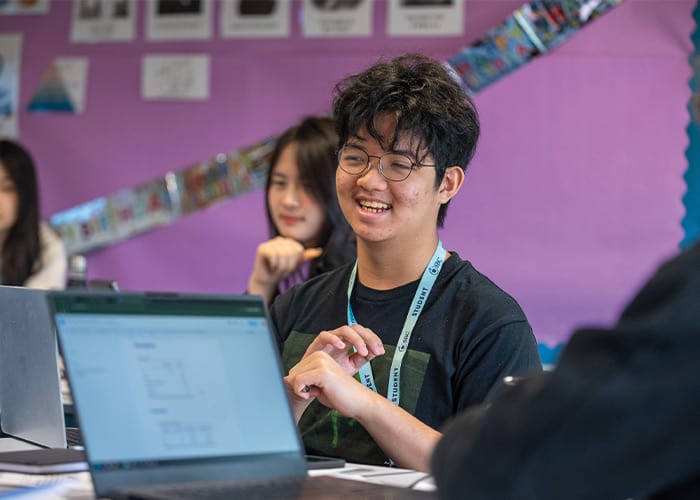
0,286,66,450
51,291,433,499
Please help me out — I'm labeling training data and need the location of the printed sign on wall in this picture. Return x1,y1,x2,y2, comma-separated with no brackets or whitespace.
71,0,136,43
302,0,372,38
141,54,210,101
0,33,21,138
220,0,290,38
146,0,212,41
387,0,464,37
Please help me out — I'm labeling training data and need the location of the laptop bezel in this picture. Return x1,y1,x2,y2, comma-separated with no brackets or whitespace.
49,290,308,497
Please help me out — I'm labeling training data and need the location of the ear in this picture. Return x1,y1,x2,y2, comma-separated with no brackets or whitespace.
437,166,465,204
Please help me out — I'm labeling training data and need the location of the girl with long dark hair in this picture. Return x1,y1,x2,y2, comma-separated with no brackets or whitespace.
247,116,355,305
0,139,66,288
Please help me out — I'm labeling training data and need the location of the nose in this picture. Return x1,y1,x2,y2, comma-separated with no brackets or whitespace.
282,183,301,207
356,155,387,187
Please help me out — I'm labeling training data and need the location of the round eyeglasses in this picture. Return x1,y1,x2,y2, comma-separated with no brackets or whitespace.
337,145,436,182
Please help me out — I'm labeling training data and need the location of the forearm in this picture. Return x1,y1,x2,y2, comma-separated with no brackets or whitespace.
289,396,313,423
355,390,441,472
247,276,277,306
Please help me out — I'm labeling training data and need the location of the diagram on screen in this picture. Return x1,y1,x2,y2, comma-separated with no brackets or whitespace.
158,420,213,449
139,356,192,399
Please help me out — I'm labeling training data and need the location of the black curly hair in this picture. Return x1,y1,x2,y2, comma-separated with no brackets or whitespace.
333,53,480,227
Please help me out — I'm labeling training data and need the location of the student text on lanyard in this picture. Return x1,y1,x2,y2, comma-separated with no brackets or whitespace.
346,241,446,406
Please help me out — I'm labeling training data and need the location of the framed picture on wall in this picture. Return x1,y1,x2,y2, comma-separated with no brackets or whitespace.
0,0,49,15
301,0,372,38
146,0,213,41
387,0,464,37
71,0,136,43
0,33,21,138
220,0,290,38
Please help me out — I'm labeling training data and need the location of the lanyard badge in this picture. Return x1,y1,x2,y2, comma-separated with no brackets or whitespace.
346,241,446,406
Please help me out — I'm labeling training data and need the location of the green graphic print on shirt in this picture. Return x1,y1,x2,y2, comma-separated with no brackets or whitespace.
282,331,430,466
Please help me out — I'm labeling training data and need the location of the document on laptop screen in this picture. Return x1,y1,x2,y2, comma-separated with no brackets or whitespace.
56,310,300,465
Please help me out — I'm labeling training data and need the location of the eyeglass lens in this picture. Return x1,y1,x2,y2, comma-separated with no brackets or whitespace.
338,146,415,181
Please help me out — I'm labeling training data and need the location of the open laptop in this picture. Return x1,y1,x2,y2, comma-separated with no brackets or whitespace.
0,286,66,450
51,291,433,499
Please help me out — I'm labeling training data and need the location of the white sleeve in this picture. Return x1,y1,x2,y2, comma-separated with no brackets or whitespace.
23,222,67,290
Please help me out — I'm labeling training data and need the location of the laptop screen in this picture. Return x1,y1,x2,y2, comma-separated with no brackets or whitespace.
52,292,302,470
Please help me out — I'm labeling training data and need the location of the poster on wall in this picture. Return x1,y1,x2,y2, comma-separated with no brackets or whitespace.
142,54,210,100
0,0,49,15
301,0,372,38
387,0,463,37
28,57,89,113
0,34,21,138
71,0,136,43
220,0,290,38
146,0,212,41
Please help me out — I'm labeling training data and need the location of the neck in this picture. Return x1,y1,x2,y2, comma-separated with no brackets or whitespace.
355,235,441,290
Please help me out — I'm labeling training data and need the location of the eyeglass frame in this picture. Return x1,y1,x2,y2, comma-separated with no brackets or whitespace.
336,144,437,182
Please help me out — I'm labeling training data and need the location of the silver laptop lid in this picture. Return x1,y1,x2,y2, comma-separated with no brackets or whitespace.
50,291,306,497
0,286,66,449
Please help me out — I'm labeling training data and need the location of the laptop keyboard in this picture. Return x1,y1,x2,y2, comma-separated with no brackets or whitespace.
65,427,83,447
148,477,306,499
114,476,431,499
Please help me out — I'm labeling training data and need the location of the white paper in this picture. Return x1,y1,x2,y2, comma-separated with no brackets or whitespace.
387,0,464,37
0,34,22,138
142,54,210,100
0,0,50,15
57,58,89,114
71,0,136,43
0,472,92,499
220,0,290,38
146,0,212,41
302,0,372,38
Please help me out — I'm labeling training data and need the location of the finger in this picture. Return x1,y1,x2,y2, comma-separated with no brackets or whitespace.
326,326,371,357
316,331,347,351
350,325,385,356
349,351,378,371
262,251,280,274
302,247,323,261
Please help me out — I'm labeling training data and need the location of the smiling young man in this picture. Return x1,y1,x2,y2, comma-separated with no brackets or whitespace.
269,54,541,472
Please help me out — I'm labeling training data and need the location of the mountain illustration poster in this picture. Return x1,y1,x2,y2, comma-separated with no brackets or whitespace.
28,57,88,113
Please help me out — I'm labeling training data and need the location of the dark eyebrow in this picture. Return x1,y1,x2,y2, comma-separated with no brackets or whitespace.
391,148,417,158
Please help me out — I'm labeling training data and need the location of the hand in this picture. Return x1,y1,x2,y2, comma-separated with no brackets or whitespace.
247,237,322,304
304,325,385,375
285,351,377,419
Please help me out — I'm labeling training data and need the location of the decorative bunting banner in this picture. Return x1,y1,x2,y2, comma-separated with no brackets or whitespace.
49,0,625,254
683,0,700,248
51,138,275,254
448,0,624,92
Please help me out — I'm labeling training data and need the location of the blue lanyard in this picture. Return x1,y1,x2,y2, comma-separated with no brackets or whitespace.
346,241,446,406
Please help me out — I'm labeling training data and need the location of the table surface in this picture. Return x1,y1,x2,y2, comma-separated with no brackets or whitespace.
0,462,436,498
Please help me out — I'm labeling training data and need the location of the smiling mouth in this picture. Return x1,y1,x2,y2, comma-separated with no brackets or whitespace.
280,215,303,224
359,200,392,213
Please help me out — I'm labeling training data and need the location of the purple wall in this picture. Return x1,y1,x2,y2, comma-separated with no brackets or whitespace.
1,0,692,344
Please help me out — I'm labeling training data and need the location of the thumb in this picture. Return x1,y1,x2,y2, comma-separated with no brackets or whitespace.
302,247,323,261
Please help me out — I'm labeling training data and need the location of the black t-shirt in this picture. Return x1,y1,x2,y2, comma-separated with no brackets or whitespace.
270,251,541,466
